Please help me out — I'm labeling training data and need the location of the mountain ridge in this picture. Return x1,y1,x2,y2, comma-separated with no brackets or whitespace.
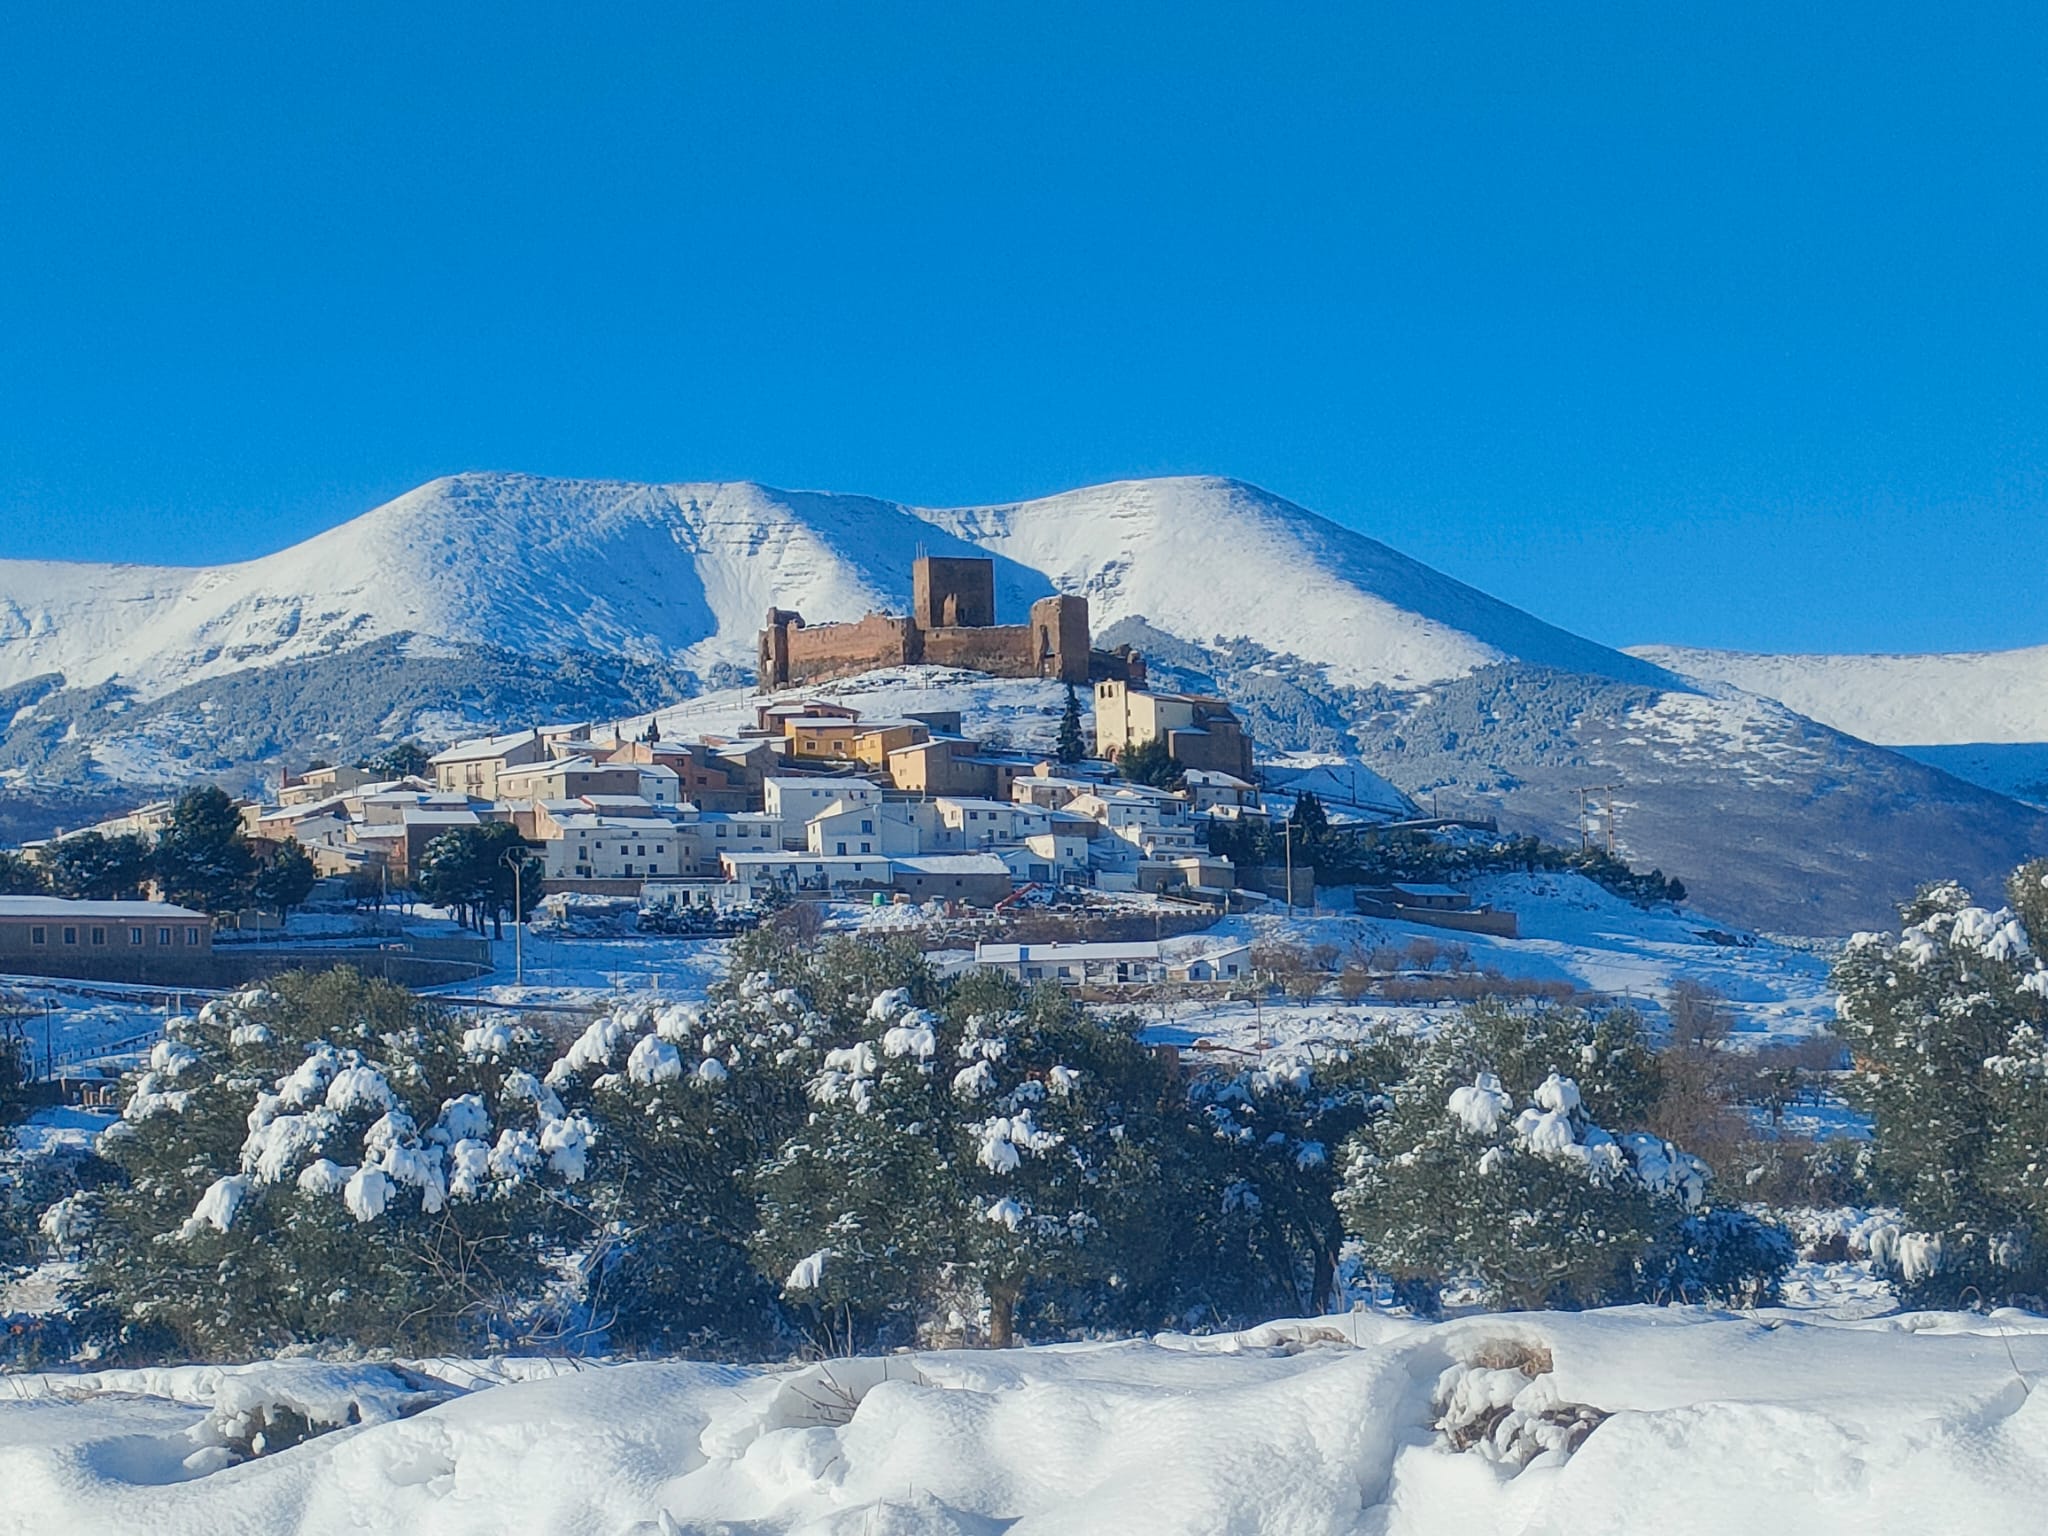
0,472,1675,701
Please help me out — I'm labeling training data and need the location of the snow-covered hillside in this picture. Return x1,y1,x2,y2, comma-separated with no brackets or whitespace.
6,1308,2046,1535
1631,641,2048,747
0,472,1670,700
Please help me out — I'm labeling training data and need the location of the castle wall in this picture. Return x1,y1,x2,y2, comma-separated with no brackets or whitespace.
920,623,1040,676
757,560,1095,689
765,613,917,689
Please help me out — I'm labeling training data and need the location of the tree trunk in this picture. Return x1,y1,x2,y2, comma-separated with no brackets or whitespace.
988,1284,1018,1349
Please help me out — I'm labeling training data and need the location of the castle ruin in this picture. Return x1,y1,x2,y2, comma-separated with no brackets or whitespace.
760,555,1123,691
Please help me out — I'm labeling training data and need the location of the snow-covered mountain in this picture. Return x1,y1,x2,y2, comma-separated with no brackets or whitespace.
0,472,1670,701
5,471,2047,934
1630,642,2048,748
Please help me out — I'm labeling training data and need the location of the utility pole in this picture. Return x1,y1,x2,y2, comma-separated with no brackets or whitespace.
501,849,526,988
1282,817,1294,914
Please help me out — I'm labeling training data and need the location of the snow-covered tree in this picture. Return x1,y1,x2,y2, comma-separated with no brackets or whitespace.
1833,872,2048,1304
755,967,1184,1349
76,969,586,1356
1185,1037,1400,1317
1338,1002,1786,1310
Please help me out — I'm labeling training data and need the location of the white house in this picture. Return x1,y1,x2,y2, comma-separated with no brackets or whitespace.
763,776,882,849
806,799,925,859
1181,769,1259,812
1168,941,1253,982
1065,785,1200,857
973,940,1164,985
688,811,783,874
720,850,893,896
932,797,1051,849
540,814,687,881
994,827,1092,885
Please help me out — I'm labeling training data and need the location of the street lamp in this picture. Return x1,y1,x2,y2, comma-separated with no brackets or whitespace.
500,849,527,988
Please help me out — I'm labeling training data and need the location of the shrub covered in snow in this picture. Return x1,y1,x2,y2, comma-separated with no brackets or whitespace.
755,962,1186,1349
75,969,586,1357
1184,1035,1403,1321
1338,1000,1790,1310
1833,866,2048,1306
542,929,921,1354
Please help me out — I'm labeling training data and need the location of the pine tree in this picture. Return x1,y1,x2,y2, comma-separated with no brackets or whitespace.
153,785,257,915
252,839,318,916
0,851,49,895
1337,1000,1785,1310
47,832,153,901
1055,684,1086,764
1833,873,2048,1304
75,969,586,1357
356,741,434,780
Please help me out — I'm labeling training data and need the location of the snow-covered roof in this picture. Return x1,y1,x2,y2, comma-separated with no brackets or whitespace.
721,852,888,868
0,896,207,920
430,729,539,765
975,940,1162,962
549,814,677,833
893,854,1011,876
1182,769,1254,789
933,797,1026,813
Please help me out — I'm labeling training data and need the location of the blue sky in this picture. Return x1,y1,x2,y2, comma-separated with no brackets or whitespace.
2,4,2043,655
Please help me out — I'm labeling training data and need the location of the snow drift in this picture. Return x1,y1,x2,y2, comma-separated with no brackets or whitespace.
4,1306,2046,1535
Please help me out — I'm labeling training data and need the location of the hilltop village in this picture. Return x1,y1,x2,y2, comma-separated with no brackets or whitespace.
3,556,1532,990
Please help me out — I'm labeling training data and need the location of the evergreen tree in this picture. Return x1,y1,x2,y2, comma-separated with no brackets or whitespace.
1287,790,1330,854
153,785,257,915
1833,873,2048,1304
252,839,318,916
1055,684,1086,764
1118,736,1182,789
417,824,541,936
1186,1037,1401,1317
753,962,1189,1348
357,740,435,780
46,832,153,902
0,850,49,895
561,930,941,1353
74,969,587,1357
1337,1000,1785,1310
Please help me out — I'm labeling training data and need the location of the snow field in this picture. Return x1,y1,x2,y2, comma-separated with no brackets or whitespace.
5,1308,2048,1534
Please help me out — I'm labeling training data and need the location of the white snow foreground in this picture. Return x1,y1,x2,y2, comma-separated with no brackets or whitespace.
5,1309,2048,1535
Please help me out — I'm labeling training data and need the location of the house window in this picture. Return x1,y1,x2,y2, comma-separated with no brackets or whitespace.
158,927,171,944
717,825,728,838
186,927,202,945
860,842,872,854
130,927,143,945
30,926,45,946
62,926,77,945
90,926,106,946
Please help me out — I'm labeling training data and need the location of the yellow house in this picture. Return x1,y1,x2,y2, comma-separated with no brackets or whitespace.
782,715,863,760
852,721,930,768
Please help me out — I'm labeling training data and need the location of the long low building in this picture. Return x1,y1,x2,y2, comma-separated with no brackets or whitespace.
973,940,1164,985
0,896,212,979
